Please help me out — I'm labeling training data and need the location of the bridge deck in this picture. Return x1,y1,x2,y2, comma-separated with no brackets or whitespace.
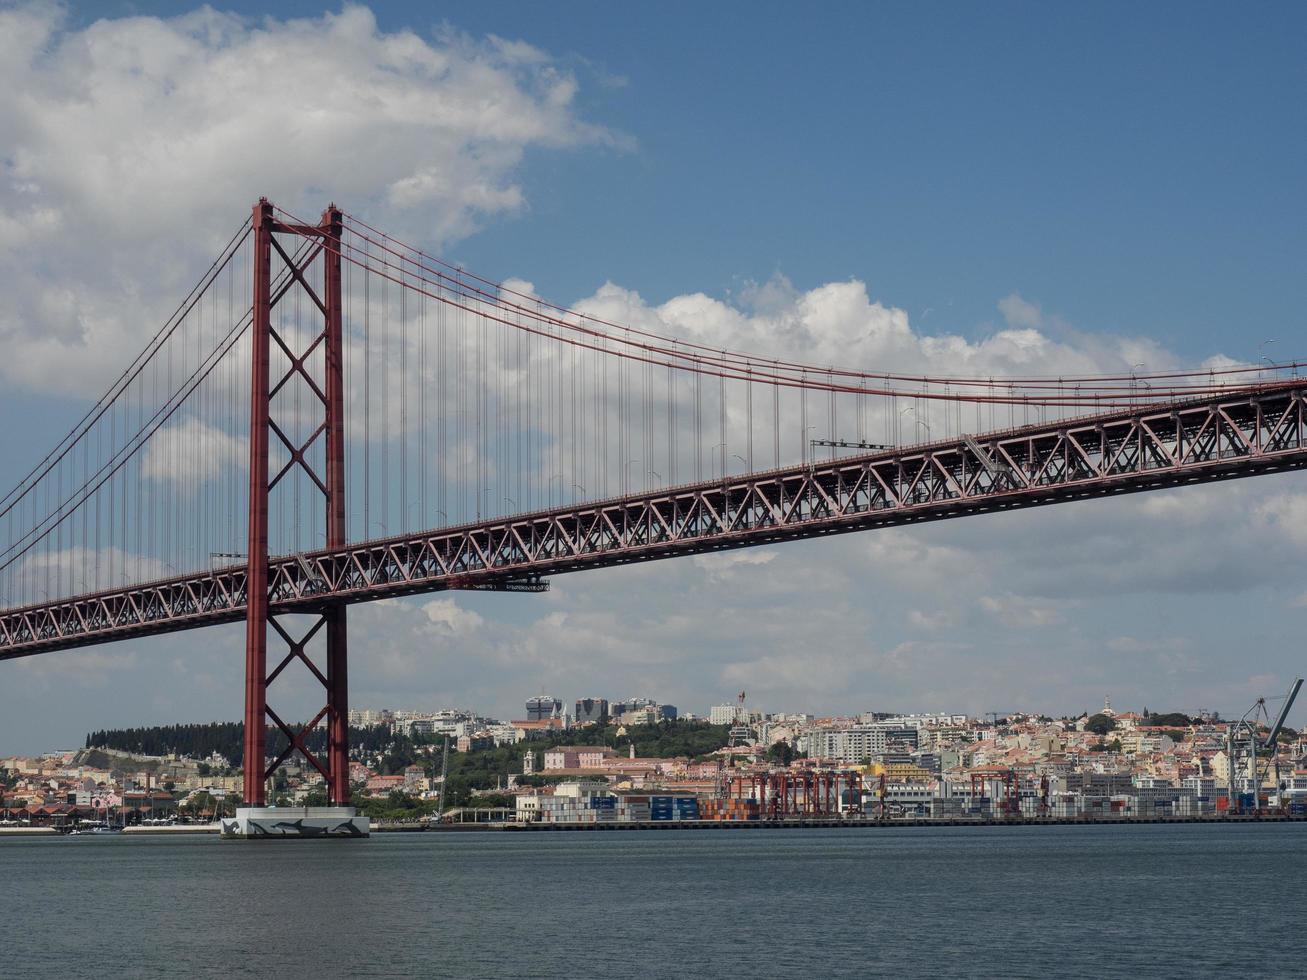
2,382,1303,659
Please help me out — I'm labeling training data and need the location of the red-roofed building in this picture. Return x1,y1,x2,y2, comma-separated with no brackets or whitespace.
365,775,405,796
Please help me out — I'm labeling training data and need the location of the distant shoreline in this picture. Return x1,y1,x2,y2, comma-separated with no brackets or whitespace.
5,813,1304,838
402,813,1307,832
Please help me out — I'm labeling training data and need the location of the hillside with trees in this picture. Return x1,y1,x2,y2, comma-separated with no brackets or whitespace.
83,718,735,810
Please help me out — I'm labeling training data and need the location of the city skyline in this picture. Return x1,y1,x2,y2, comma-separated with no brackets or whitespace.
4,690,1264,758
11,691,1295,828
3,2,1307,755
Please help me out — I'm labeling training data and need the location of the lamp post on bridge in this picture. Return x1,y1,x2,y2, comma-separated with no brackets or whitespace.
1259,339,1276,383
898,407,914,448
1130,363,1146,402
709,444,726,481
286,526,328,551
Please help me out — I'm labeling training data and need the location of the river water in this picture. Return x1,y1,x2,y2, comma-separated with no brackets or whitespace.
3,823,1304,978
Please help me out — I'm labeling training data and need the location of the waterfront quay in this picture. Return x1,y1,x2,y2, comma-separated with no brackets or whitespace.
381,811,1307,833
6,811,1303,838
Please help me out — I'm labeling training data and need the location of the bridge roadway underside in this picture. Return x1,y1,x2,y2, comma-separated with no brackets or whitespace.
3,383,1305,660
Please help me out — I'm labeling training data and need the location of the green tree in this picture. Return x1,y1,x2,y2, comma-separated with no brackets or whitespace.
766,741,797,765
386,789,418,809
182,791,217,820
1086,713,1117,736
351,788,436,821
514,774,608,788
470,793,514,809
1149,712,1192,728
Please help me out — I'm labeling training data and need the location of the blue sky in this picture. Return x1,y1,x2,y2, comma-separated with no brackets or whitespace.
66,0,1307,354
1,2,1304,751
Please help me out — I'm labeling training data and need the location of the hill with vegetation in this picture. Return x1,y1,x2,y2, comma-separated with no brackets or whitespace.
84,718,736,818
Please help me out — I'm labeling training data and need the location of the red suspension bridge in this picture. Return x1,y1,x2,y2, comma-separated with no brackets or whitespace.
2,199,1305,812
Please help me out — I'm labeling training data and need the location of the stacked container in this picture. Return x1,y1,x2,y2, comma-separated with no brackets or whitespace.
698,798,760,821
615,794,650,823
929,797,963,820
649,795,700,821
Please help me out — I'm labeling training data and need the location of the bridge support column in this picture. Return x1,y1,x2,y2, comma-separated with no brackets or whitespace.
326,608,349,804
235,200,359,829
322,203,350,806
242,199,273,808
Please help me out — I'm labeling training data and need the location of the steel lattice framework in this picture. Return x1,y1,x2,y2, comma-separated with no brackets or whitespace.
239,201,352,806
4,381,1304,664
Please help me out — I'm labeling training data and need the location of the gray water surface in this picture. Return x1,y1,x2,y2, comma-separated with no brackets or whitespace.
3,824,1304,978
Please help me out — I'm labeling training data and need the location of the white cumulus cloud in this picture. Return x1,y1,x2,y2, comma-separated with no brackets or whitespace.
421,597,484,636
0,2,617,394
141,417,245,492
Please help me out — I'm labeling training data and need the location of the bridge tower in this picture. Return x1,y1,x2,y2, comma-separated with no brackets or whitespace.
231,199,364,836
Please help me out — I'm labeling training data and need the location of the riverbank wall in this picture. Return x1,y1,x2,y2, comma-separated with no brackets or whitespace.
9,812,1305,836
385,812,1307,832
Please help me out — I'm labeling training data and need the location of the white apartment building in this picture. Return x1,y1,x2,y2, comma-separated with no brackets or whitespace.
806,725,919,763
710,704,742,725
1181,776,1216,797
881,713,970,728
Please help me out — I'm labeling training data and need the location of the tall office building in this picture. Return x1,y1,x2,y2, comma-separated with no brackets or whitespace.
575,698,609,724
526,695,563,722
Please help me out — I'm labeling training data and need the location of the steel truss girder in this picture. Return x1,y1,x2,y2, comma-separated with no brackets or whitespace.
3,384,1305,660
262,614,333,782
